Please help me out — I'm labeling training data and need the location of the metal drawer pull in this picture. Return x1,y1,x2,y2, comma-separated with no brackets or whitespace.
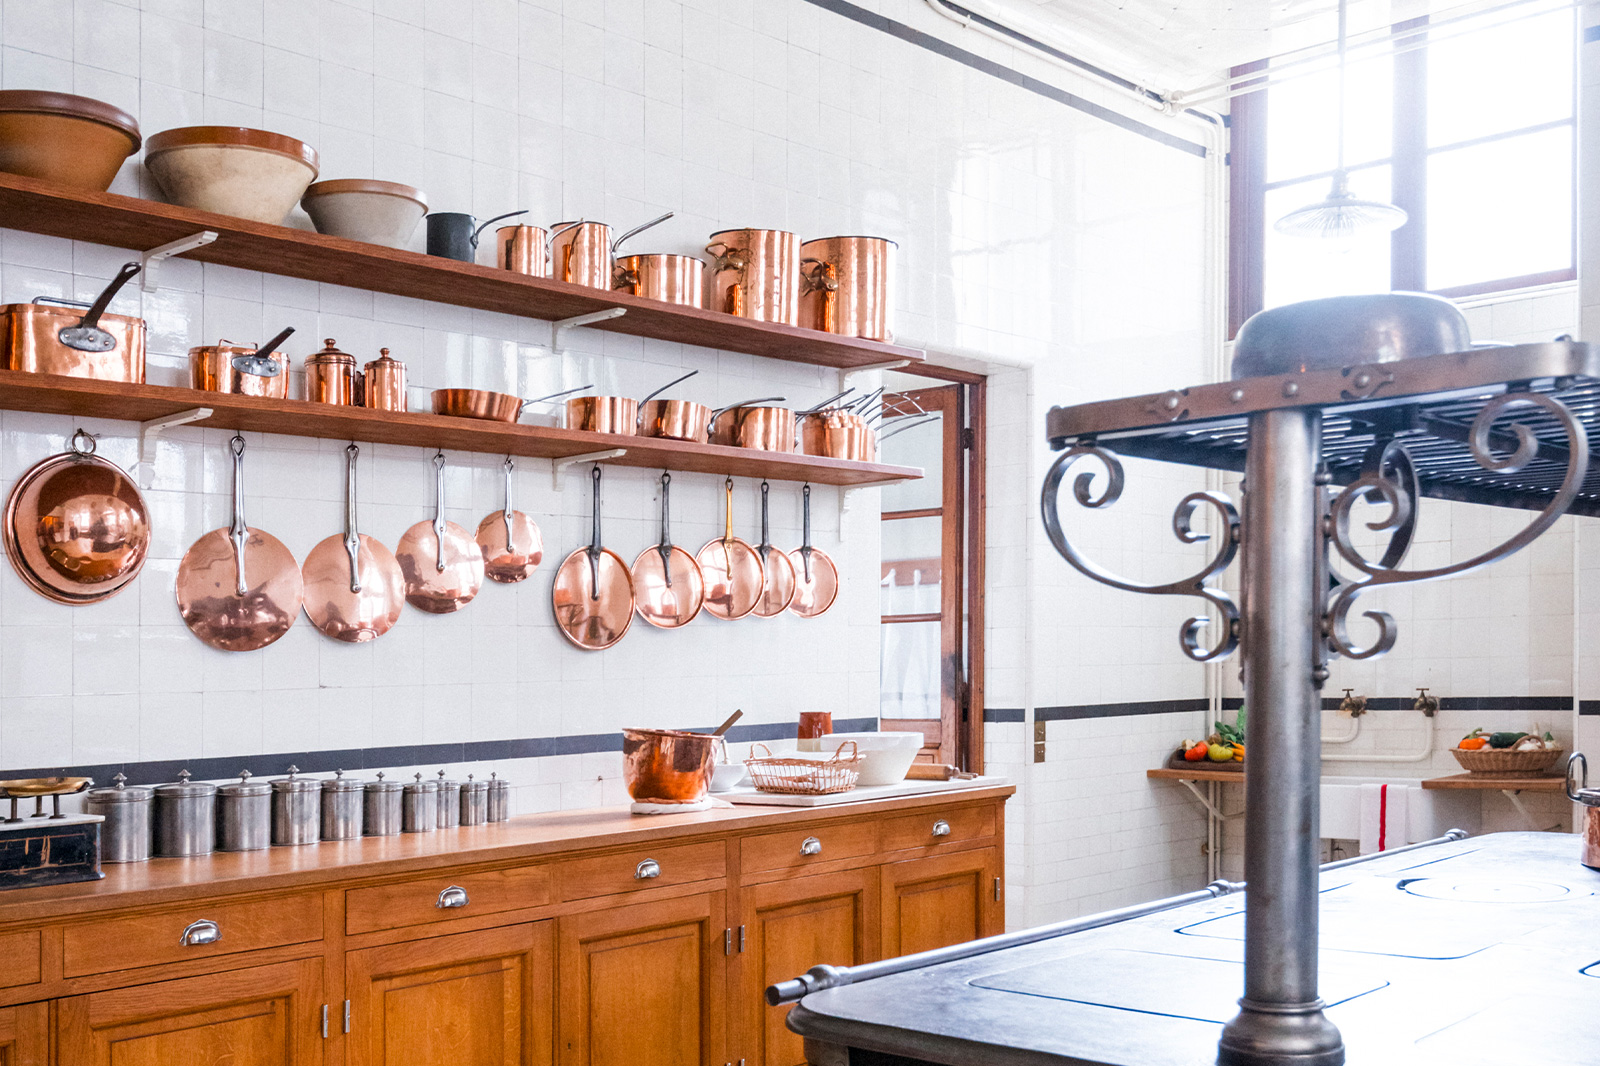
179,919,220,946
932,820,951,837
636,858,661,879
436,885,470,909
800,836,822,856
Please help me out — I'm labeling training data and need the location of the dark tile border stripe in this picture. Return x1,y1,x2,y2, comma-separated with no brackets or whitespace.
1225,695,1572,712
1038,698,1209,721
798,0,1207,159
0,718,880,788
983,708,1025,723
1580,700,1600,716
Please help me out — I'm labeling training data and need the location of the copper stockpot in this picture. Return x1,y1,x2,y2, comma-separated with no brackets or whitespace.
639,399,712,442
549,221,612,289
622,728,716,806
798,236,897,341
613,254,705,307
189,340,290,399
706,228,799,324
494,224,549,276
1,262,146,383
304,338,359,405
708,398,795,452
800,408,875,461
363,349,406,412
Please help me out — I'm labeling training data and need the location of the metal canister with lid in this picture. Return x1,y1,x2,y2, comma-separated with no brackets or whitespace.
364,772,402,836
1565,753,1600,869
435,769,460,829
304,337,359,405
321,769,365,840
487,772,510,822
460,773,488,826
402,773,437,833
153,770,216,857
84,773,152,863
270,766,320,846
363,348,406,412
216,770,270,852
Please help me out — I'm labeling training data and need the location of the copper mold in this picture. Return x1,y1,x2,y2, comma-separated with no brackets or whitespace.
395,452,485,614
477,457,543,584
696,477,764,621
706,228,799,324
622,728,716,806
798,236,897,341
301,444,405,642
551,465,634,650
613,254,705,307
631,472,704,629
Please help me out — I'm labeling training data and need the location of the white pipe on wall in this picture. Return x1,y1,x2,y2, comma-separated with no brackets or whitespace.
1321,717,1437,763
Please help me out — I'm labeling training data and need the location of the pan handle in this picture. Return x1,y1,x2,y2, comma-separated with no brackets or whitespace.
799,483,814,583
612,211,674,254
757,480,773,556
656,471,675,587
799,388,855,415
519,384,595,413
471,209,528,247
639,369,699,407
587,464,603,601
74,262,142,331
501,457,516,553
709,396,786,420
343,444,363,594
228,436,250,597
1568,752,1589,802
432,451,448,573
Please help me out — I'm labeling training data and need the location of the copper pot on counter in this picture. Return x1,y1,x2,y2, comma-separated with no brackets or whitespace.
706,228,799,324
613,253,704,307
622,728,717,808
189,327,294,399
708,397,795,452
1,262,146,383
799,236,896,341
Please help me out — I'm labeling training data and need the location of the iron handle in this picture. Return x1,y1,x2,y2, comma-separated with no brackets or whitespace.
322,1003,328,1039
799,836,822,856
636,858,661,879
179,919,220,946
436,885,470,909
344,1000,351,1034
932,820,951,837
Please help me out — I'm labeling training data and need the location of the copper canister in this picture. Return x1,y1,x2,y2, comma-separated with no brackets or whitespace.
706,228,799,324
189,341,289,398
613,254,705,307
549,221,613,289
798,236,897,341
363,348,407,412
495,224,549,276
566,396,639,435
800,409,874,461
1,298,146,383
304,338,359,405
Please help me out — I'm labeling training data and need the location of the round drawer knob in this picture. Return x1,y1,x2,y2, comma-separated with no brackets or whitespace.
800,836,822,856
932,820,951,837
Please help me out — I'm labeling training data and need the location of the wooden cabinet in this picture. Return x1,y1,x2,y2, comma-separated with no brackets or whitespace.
56,957,323,1066
739,869,877,1066
880,847,1002,958
346,922,554,1066
0,1003,46,1066
556,892,726,1066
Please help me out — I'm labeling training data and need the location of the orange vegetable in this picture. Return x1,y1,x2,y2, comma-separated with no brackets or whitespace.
1184,742,1209,762
1458,736,1489,750
1232,743,1245,762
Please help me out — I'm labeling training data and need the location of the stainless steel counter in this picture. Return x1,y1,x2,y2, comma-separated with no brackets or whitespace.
788,832,1600,1065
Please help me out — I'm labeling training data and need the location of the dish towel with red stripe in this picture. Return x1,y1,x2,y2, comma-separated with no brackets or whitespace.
1358,782,1410,855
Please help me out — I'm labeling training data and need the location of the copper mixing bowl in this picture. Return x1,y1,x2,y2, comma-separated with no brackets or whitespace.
622,728,717,806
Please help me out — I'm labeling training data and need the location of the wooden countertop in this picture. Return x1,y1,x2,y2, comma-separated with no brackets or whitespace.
0,785,1013,924
1420,773,1566,792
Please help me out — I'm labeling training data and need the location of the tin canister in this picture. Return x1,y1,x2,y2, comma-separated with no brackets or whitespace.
402,774,438,833
460,774,489,826
495,224,549,276
321,769,365,840
304,338,359,405
487,773,510,822
435,770,461,829
705,228,799,324
798,236,896,341
364,772,402,836
84,772,152,863
363,348,406,412
153,770,216,857
549,221,613,289
1,298,146,383
270,766,320,846
216,770,270,852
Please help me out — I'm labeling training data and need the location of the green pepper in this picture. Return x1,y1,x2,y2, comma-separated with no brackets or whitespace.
1488,731,1528,749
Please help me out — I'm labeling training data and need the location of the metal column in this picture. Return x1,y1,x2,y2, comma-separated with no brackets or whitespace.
1218,408,1344,1066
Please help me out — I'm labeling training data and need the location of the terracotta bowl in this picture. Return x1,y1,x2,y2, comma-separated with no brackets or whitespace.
0,91,140,192
302,179,428,249
145,126,319,225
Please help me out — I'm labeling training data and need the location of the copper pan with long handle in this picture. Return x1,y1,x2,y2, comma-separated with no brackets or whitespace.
432,384,593,423
175,435,303,651
750,480,795,617
301,444,405,642
395,451,485,613
696,476,764,621
551,464,634,650
477,456,542,583
788,483,839,618
630,471,704,629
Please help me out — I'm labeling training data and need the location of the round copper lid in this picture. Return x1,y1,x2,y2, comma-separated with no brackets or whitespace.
145,126,319,174
305,338,356,366
799,235,899,247
302,179,427,209
364,347,403,370
0,90,140,149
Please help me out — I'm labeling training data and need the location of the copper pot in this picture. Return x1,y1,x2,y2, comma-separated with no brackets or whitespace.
189,337,291,399
640,399,712,441
304,338,359,405
494,224,550,276
798,236,897,341
432,385,591,424
800,408,875,461
622,728,716,806
709,398,795,452
613,253,704,307
549,221,612,289
566,396,639,435
1,262,145,383
706,228,799,324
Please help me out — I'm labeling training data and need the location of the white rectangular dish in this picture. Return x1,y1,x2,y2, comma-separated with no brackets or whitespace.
719,775,1008,807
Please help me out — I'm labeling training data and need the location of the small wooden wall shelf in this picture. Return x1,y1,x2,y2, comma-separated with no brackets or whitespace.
0,371,920,486
0,173,923,372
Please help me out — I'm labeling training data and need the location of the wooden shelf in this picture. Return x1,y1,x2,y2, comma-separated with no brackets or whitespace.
1420,773,1566,792
1146,767,1245,782
0,371,919,486
0,173,923,372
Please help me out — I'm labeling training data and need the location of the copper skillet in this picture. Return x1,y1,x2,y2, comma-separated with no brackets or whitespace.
432,385,593,424
175,436,303,651
395,451,485,613
477,457,543,583
789,484,839,618
750,480,795,617
301,444,406,642
551,465,634,650
630,472,704,629
696,477,764,621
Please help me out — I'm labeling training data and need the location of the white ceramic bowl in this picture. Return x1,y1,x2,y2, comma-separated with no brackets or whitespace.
709,762,748,792
813,731,923,786
302,179,428,249
145,126,319,225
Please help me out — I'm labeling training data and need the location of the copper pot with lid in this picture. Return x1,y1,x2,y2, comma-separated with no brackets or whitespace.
798,236,897,341
706,228,799,324
1,261,146,383
189,326,294,399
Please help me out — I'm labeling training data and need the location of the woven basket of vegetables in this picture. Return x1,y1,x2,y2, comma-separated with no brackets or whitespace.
1452,729,1562,777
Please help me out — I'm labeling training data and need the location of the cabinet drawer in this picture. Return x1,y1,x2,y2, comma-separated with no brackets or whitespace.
346,863,552,935
880,804,996,852
741,820,879,876
556,841,724,901
62,893,322,978
0,930,40,990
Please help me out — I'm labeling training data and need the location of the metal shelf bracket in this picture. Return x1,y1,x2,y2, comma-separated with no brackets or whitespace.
138,407,213,481
837,358,910,393
552,308,626,354
553,448,626,490
140,231,218,291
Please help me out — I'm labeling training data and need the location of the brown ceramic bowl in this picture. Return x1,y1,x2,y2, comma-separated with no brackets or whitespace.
145,126,319,225
0,91,140,192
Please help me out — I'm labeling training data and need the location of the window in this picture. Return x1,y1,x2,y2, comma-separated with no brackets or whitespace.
1230,9,1576,334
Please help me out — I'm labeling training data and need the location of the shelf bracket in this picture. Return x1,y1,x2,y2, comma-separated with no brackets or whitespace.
138,408,213,482
552,308,626,354
837,359,910,393
140,231,218,291
553,448,626,490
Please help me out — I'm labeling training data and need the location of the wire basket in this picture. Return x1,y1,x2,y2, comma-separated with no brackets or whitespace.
1450,745,1563,777
745,741,863,795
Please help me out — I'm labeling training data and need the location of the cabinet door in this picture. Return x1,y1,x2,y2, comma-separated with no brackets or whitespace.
346,921,554,1066
880,847,1000,959
0,1002,47,1066
741,869,877,1066
57,956,323,1066
556,892,725,1066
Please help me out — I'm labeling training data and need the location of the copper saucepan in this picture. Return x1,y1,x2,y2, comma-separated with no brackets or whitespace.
696,477,763,621
432,384,592,423
395,451,485,614
1,261,146,383
567,369,699,436
707,397,795,452
750,480,795,618
798,236,897,341
189,326,295,398
788,483,839,618
551,464,634,650
635,370,709,442
476,456,542,584
301,444,406,643
622,727,716,807
630,471,704,629
613,253,704,307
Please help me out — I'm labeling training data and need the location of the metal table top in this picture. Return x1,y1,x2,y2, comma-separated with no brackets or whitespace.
788,832,1600,1065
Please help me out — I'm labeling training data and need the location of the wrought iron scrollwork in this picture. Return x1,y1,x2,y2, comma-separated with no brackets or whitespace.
1041,445,1241,662
1323,391,1590,659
